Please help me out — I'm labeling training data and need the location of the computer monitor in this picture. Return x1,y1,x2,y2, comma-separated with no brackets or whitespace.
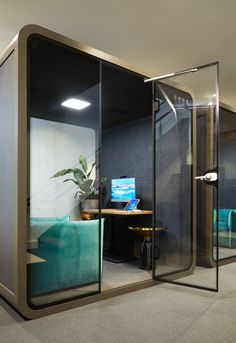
111,177,136,202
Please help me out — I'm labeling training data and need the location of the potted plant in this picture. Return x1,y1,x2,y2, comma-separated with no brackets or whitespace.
51,155,106,211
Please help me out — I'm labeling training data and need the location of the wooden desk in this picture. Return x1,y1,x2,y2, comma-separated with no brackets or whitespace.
85,209,152,216
84,209,152,263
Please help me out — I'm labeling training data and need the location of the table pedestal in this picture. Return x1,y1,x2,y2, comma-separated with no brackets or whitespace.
128,226,165,270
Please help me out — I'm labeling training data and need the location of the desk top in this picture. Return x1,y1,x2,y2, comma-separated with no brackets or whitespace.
84,208,152,216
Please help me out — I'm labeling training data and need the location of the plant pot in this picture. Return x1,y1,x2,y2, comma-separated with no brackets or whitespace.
82,198,99,210
80,198,99,220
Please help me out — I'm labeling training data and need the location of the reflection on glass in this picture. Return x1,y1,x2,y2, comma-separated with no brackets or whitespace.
154,64,219,290
217,107,236,260
27,36,101,307
101,61,153,286
155,83,192,275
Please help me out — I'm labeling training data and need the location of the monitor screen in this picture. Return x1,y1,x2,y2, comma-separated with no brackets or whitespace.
111,178,136,202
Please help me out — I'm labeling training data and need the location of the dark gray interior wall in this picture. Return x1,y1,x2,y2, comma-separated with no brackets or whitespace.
155,117,192,268
102,117,152,209
219,107,236,209
154,84,192,273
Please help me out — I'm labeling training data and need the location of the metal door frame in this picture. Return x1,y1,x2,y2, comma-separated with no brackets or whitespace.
147,62,219,292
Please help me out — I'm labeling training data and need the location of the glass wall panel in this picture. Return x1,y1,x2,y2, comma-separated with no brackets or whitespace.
154,63,219,291
218,106,236,260
27,35,101,307
101,61,153,288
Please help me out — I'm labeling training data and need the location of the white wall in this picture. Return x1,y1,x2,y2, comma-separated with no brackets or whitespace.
30,118,96,219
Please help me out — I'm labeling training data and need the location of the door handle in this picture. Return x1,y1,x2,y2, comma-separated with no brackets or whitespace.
195,172,217,182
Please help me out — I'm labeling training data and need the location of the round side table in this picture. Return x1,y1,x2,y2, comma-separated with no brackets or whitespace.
128,226,166,270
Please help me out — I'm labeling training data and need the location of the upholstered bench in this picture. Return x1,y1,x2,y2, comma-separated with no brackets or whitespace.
214,209,236,248
28,218,104,297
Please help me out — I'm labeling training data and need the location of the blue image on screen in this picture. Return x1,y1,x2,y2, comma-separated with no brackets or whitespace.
111,178,136,201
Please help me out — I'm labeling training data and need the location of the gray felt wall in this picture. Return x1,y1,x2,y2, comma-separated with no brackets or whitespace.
102,117,152,209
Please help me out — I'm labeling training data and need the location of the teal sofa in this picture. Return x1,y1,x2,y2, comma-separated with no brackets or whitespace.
28,218,104,297
29,216,71,247
214,209,236,248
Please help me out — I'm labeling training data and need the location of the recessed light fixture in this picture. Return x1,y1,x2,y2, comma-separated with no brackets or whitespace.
61,98,91,110
212,94,216,97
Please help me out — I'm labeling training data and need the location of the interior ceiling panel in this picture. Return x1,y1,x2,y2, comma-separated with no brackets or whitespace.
0,0,236,109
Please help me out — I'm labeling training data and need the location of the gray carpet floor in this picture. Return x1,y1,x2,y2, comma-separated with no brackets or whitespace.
2,263,236,342
102,260,151,290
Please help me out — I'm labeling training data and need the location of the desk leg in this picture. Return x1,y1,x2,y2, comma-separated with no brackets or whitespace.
103,216,136,263
139,237,152,270
139,233,160,270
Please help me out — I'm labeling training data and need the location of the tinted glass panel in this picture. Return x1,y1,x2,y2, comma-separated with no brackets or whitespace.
27,35,101,307
101,61,153,285
154,63,219,291
218,107,236,260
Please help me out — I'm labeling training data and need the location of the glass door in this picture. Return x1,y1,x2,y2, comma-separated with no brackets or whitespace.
150,62,219,291
27,34,102,307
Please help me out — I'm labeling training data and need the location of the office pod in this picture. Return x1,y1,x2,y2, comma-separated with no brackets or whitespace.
0,25,221,318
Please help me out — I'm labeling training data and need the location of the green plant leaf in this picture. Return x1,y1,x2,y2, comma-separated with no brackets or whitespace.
79,155,88,173
74,190,83,199
73,168,86,181
101,176,107,185
87,162,96,178
78,179,93,196
93,179,99,191
63,178,80,187
51,169,73,178
80,179,93,190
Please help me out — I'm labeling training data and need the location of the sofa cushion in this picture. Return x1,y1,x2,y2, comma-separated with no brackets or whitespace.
31,215,70,223
29,215,70,242
231,211,236,232
218,221,229,232
29,218,104,296
218,209,232,222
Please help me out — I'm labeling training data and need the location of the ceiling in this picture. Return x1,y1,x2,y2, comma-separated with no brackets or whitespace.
1,0,236,108
29,35,152,131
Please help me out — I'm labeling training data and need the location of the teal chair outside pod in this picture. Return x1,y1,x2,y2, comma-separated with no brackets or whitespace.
29,218,104,297
214,209,236,248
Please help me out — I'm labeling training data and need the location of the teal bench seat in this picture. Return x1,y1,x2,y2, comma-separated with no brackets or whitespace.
29,218,104,297
214,209,236,248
